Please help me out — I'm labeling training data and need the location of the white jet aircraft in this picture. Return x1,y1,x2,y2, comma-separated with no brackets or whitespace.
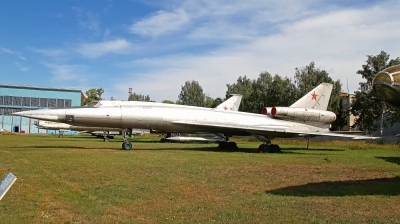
14,83,377,151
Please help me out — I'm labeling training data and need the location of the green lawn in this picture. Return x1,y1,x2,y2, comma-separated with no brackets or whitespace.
1,134,400,223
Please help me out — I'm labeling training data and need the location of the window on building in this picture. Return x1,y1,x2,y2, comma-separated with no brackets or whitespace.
0,108,3,115
57,99,64,108
0,96,3,105
13,108,22,113
4,108,12,115
4,96,12,105
40,98,48,107
31,98,39,107
65,99,72,107
22,97,31,106
13,97,22,106
48,98,56,107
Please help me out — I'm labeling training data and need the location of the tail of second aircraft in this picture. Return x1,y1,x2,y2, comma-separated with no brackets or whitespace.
215,94,243,111
289,83,333,110
261,83,336,125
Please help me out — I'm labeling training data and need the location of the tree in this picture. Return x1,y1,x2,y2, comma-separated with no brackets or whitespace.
204,95,215,108
210,97,223,108
226,76,254,112
129,93,151,102
178,80,205,106
85,88,104,103
350,51,400,134
226,73,295,113
162,100,174,104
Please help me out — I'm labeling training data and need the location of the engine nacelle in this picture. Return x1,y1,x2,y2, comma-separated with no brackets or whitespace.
262,107,336,123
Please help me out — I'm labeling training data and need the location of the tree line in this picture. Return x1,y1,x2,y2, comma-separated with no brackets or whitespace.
84,51,400,134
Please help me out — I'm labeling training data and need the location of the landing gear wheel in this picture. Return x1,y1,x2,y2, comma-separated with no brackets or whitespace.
228,142,238,149
270,144,281,153
218,141,228,149
218,141,238,150
122,141,132,150
257,144,281,153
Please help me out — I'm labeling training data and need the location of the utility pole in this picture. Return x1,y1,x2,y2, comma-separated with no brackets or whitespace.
128,88,132,100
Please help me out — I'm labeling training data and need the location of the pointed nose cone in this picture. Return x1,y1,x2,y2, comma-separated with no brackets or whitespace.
13,109,66,122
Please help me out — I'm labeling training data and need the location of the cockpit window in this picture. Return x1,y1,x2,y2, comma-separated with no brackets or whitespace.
85,101,100,107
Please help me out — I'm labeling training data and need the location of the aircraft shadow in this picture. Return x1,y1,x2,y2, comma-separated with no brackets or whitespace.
376,157,400,166
135,146,256,153
265,176,400,197
283,147,345,152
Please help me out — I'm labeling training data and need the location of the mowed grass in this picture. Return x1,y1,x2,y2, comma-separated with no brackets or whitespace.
1,134,400,223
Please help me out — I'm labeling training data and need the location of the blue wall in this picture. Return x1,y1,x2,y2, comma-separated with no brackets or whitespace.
0,84,81,134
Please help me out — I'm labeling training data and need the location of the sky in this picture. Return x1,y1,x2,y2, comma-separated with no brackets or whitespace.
1,0,399,102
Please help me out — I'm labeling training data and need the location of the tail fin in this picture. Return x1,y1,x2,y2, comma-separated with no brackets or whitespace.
215,94,243,111
290,83,333,110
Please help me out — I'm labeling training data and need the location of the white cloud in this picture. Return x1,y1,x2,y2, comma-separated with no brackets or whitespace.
110,0,400,102
29,47,67,58
129,9,189,36
71,7,100,31
0,47,26,60
14,62,30,72
44,63,88,82
77,39,132,58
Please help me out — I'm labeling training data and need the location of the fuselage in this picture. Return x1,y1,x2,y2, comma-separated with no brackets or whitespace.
19,101,331,138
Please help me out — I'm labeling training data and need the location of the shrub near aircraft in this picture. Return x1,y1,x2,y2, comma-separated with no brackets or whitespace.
14,83,377,152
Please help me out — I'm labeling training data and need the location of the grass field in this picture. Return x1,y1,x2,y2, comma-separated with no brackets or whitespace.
1,134,400,223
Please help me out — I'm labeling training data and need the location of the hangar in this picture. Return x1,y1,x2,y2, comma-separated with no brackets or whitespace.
0,84,81,134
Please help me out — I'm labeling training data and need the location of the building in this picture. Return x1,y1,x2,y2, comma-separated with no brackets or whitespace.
340,92,357,131
0,84,81,134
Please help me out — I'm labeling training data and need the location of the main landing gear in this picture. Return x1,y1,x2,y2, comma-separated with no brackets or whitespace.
216,134,238,150
121,128,132,150
257,144,281,153
254,136,281,153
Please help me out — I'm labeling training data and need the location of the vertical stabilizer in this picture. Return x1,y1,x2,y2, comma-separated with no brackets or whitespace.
215,94,243,111
290,83,333,110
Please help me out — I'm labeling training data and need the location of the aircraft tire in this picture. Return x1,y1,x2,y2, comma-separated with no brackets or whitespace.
218,141,228,149
258,144,265,153
122,141,132,150
271,144,281,153
228,142,238,149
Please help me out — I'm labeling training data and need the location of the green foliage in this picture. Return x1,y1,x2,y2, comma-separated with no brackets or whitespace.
162,100,175,104
204,95,215,108
226,76,254,112
129,92,152,102
85,88,104,103
351,51,400,134
226,73,295,113
210,97,223,108
178,80,205,106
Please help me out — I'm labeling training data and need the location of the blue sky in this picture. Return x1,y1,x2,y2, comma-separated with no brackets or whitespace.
1,0,399,102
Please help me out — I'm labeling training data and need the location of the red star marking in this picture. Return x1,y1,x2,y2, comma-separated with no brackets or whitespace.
223,106,228,110
311,92,318,100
